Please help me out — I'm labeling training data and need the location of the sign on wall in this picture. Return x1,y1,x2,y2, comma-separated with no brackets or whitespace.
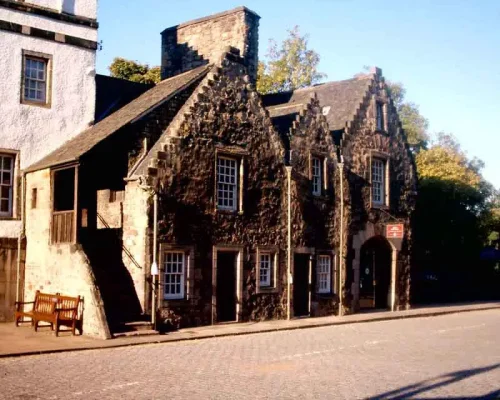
386,224,404,239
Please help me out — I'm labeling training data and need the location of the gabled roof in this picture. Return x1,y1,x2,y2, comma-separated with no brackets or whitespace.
262,74,374,131
95,75,153,123
26,65,211,173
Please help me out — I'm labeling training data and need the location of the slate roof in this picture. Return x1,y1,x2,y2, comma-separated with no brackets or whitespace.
94,75,153,123
262,74,374,131
26,65,211,173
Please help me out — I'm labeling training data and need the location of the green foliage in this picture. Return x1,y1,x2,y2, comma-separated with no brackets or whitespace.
412,133,500,302
109,57,161,85
387,82,429,153
257,26,327,94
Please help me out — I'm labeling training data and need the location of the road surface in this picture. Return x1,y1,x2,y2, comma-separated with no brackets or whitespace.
1,309,499,399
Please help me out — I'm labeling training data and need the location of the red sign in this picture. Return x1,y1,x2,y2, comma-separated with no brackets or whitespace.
386,224,404,239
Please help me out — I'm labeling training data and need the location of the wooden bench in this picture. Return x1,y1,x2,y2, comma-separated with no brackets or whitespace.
15,290,82,336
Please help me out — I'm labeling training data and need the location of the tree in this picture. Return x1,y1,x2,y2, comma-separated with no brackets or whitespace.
387,82,429,153
109,57,161,84
412,133,498,302
257,26,326,94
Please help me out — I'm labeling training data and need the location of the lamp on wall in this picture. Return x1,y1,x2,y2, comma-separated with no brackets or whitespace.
151,261,159,276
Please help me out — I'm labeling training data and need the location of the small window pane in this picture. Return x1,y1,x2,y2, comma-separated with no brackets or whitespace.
312,157,322,196
372,159,385,205
164,251,185,300
317,256,331,294
217,157,238,211
259,253,273,288
23,56,48,104
0,154,14,216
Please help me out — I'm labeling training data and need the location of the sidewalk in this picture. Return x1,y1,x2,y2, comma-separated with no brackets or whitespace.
1,301,499,358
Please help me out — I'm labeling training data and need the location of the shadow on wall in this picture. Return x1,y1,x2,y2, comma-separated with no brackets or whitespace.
162,29,209,80
62,0,75,15
370,363,500,399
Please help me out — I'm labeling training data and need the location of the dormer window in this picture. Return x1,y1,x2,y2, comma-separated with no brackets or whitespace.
376,102,384,131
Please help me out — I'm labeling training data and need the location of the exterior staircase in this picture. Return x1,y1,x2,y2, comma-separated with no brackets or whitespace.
80,229,158,337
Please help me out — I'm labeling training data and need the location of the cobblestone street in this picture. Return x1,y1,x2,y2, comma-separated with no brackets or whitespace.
1,309,499,399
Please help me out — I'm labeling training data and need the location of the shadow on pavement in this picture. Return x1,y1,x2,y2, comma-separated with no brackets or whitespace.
370,363,500,399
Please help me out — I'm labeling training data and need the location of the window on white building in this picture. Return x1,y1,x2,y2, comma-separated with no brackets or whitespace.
259,253,273,288
371,158,386,206
376,102,384,131
217,156,238,211
164,251,185,300
312,156,322,196
317,255,331,294
0,154,14,217
23,55,49,104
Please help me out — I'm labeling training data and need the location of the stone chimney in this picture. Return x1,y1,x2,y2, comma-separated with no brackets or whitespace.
161,6,260,83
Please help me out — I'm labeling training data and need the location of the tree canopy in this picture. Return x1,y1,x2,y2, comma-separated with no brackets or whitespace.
257,26,326,94
412,132,499,302
109,57,161,85
387,82,429,153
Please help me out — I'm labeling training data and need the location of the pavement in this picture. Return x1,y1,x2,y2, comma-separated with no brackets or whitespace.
0,301,499,358
1,307,499,399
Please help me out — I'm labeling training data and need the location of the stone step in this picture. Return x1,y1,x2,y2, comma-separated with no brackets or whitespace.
111,321,158,338
112,329,159,339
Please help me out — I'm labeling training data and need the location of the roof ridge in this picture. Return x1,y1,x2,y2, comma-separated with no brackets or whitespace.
161,6,260,34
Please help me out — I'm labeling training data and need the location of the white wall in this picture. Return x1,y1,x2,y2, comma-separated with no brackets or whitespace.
23,0,97,20
24,169,111,338
0,31,96,169
0,7,97,238
0,8,97,41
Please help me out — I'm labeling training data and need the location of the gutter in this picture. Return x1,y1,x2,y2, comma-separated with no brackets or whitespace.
286,166,292,320
338,162,344,317
16,172,27,303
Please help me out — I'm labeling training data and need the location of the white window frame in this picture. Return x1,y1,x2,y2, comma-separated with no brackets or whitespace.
256,247,278,293
216,156,238,211
312,156,322,196
163,251,185,300
259,252,273,288
0,154,15,217
376,102,384,131
316,255,331,294
371,158,386,206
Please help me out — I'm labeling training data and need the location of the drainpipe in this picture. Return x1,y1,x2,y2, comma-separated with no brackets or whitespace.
16,172,27,303
151,193,159,326
338,162,344,317
286,166,292,320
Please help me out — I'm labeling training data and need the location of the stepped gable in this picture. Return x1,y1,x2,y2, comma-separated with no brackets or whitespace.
262,74,374,131
25,65,211,173
132,46,257,181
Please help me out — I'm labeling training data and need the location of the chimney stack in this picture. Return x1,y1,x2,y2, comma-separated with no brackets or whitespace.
161,7,260,83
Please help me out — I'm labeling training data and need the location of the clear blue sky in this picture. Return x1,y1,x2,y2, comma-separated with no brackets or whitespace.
96,0,500,189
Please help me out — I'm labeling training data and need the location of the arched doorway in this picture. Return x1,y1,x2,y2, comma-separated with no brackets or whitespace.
359,236,392,309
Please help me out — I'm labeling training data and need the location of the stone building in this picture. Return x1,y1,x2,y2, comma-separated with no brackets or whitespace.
263,70,417,313
0,0,98,321
16,6,416,338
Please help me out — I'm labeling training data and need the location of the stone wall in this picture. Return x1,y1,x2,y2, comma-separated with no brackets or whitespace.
161,7,260,83
147,52,287,327
24,169,110,338
341,71,417,311
122,180,151,313
286,96,339,316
